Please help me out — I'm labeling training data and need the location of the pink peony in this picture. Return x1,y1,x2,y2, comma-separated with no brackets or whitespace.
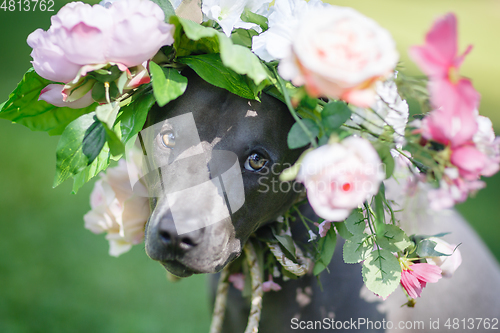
84,159,150,256
410,13,479,147
399,260,442,299
278,5,398,107
297,137,385,221
28,0,174,108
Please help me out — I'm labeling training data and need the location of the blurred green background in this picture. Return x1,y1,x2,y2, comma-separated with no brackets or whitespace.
0,1,499,332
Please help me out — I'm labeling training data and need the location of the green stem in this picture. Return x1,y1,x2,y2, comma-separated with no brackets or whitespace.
273,68,318,148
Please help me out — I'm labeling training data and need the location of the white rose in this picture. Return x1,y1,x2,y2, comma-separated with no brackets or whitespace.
84,160,150,257
426,237,462,278
278,5,398,107
297,137,385,221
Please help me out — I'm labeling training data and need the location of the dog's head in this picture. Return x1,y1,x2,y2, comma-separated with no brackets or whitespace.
142,70,304,277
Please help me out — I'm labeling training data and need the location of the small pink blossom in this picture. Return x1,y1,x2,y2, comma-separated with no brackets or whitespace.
316,220,332,238
410,13,479,147
262,274,282,292
297,137,385,221
278,5,398,107
228,273,245,291
400,260,442,299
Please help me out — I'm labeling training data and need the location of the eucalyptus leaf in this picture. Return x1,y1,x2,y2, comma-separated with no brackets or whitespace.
287,119,319,149
343,234,373,264
178,54,257,100
376,224,412,253
0,68,96,134
362,249,401,299
53,113,100,187
321,101,351,130
313,227,337,276
149,62,188,107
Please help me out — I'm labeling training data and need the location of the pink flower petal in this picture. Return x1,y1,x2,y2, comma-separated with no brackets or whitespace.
401,269,423,299
451,145,487,180
39,84,93,109
410,263,443,284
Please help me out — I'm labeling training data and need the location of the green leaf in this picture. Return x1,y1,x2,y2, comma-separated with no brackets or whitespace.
72,144,110,194
150,0,175,22
103,124,124,157
333,222,353,240
240,8,268,31
343,234,373,264
321,101,351,130
272,228,297,262
287,119,319,149
170,16,268,85
149,62,188,107
178,54,257,100
81,119,106,165
416,239,450,258
0,68,96,135
53,113,100,187
95,102,120,129
376,224,412,253
313,227,337,276
362,249,401,299
230,28,259,48
344,209,366,236
373,142,395,179
118,92,156,144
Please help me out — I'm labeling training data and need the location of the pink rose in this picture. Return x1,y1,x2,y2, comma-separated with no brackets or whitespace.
425,237,462,278
297,137,385,221
278,5,398,107
84,160,150,257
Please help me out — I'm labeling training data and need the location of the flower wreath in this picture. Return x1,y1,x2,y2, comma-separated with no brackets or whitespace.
1,0,499,331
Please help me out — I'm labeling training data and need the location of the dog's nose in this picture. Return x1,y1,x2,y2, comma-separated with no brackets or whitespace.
158,219,202,251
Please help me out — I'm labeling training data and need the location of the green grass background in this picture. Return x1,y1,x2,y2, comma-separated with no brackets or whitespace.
0,1,499,332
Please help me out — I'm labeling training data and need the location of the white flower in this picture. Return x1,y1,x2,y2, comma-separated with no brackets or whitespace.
472,115,500,177
426,237,462,278
252,0,328,62
202,0,246,36
349,78,409,147
307,230,318,242
278,5,398,107
84,160,150,256
297,137,385,221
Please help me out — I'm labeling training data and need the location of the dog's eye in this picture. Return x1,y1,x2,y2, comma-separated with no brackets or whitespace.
161,131,175,148
244,152,268,171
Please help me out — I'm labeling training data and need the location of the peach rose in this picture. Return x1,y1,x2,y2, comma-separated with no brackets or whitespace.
278,5,398,107
84,160,150,256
